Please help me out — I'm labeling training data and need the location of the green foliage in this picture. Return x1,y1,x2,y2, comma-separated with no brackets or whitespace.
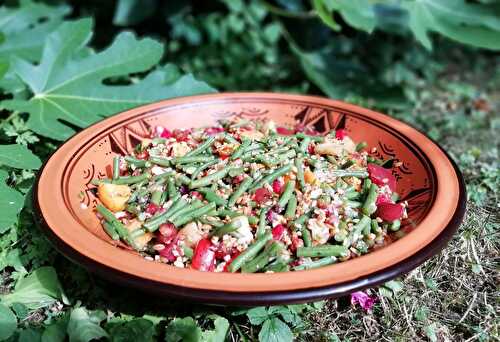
107,318,155,342
0,266,66,310
67,307,108,342
0,170,24,232
0,144,40,169
165,317,201,342
0,304,17,341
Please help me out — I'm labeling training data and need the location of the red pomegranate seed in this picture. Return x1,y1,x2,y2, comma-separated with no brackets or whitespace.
232,174,245,184
204,127,225,136
145,203,160,215
272,179,284,194
376,193,392,205
160,128,173,138
308,143,315,154
335,129,347,140
377,203,404,222
159,238,181,262
272,224,286,240
135,150,149,160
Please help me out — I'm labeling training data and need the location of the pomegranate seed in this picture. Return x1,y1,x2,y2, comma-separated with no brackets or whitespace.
272,224,286,240
254,187,272,204
145,203,160,215
335,129,347,140
272,179,284,194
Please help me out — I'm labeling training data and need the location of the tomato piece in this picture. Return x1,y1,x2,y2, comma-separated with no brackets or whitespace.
276,127,294,135
307,143,315,154
160,128,173,138
191,239,216,272
173,129,190,142
335,129,347,140
145,203,160,215
135,150,149,160
377,203,404,222
254,187,272,204
375,193,392,205
232,174,245,184
367,163,397,192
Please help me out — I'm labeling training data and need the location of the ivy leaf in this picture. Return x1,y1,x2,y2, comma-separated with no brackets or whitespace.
107,318,155,342
0,0,70,61
0,170,24,233
0,144,41,169
165,317,201,342
0,266,67,310
67,307,108,342
0,303,17,341
2,18,215,140
402,0,500,50
258,317,293,342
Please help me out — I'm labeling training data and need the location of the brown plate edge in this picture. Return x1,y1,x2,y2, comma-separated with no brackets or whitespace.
32,111,466,307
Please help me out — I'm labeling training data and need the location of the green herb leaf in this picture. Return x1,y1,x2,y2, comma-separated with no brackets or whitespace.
0,144,41,169
0,303,17,341
108,318,155,342
0,266,66,310
258,317,293,342
165,317,201,342
67,307,108,342
41,318,68,342
18,328,42,342
0,170,24,233
2,18,215,140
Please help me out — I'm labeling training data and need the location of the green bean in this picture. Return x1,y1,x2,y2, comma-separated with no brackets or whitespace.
152,137,166,145
295,132,323,142
175,155,216,165
227,177,252,207
257,207,268,237
284,195,297,220
296,245,349,258
184,136,215,157
215,208,240,218
228,167,245,177
112,157,120,180
264,258,290,273
362,178,372,195
326,155,338,166
168,200,204,223
295,155,306,191
341,160,354,169
293,210,311,228
112,173,149,185
355,141,368,151
293,256,336,271
159,191,168,205
149,156,171,167
210,219,243,237
96,205,138,249
334,229,347,242
370,219,380,233
330,170,368,178
250,164,292,192
130,228,147,239
391,192,400,202
143,196,184,231
183,246,193,259
349,215,371,243
103,222,119,240
227,232,273,272
362,184,378,215
190,168,229,189
278,180,295,208
191,160,218,180
389,219,401,231
299,136,311,154
125,204,140,215
198,217,224,227
172,202,217,227
231,139,251,160
301,225,312,247
345,200,362,208
248,216,258,225
197,188,227,206
176,174,192,185
91,178,111,185
223,133,239,144
124,156,150,167
241,241,284,273
150,189,163,205
345,190,360,200
167,177,177,200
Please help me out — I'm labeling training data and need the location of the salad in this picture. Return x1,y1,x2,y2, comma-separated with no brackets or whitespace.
93,118,406,273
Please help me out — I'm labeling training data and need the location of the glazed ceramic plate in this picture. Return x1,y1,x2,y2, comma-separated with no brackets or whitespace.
34,93,465,305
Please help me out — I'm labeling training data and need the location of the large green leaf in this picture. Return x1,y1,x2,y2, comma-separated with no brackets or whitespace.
258,317,293,342
0,170,24,233
402,0,500,50
0,144,41,169
67,308,108,342
0,304,17,341
165,317,201,342
1,18,215,140
0,0,70,61
0,266,66,310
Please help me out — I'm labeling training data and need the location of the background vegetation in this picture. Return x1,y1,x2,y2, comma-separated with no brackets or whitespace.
0,0,498,341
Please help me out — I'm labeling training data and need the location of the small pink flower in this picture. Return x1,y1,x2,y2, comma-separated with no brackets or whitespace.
350,291,376,311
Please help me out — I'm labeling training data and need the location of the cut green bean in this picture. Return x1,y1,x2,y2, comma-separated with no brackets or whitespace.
330,170,368,178
227,177,252,207
278,180,295,208
168,200,204,223
257,207,268,237
172,202,217,227
112,173,149,185
284,195,297,220
150,189,163,205
362,183,378,215
231,139,251,160
103,222,119,240
149,156,171,167
227,232,273,272
250,164,292,192
355,141,368,151
297,245,349,258
197,188,227,206
210,218,243,237
293,256,336,271
124,156,150,167
241,241,284,273
112,157,120,180
175,155,216,165
389,219,401,231
190,168,229,189
184,136,215,157
167,177,177,200
295,155,306,191
295,132,323,142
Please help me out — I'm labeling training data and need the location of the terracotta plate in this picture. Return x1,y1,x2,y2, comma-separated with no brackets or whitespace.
34,93,466,305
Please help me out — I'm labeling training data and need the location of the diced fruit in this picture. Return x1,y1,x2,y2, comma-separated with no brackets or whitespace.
98,183,131,212
335,129,347,140
377,203,404,222
272,179,284,194
376,193,392,205
191,239,216,271
367,163,397,191
125,219,153,250
276,127,294,135
315,136,356,156
304,168,316,184
157,223,177,244
272,224,286,240
145,203,160,215
178,222,203,248
160,238,182,262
